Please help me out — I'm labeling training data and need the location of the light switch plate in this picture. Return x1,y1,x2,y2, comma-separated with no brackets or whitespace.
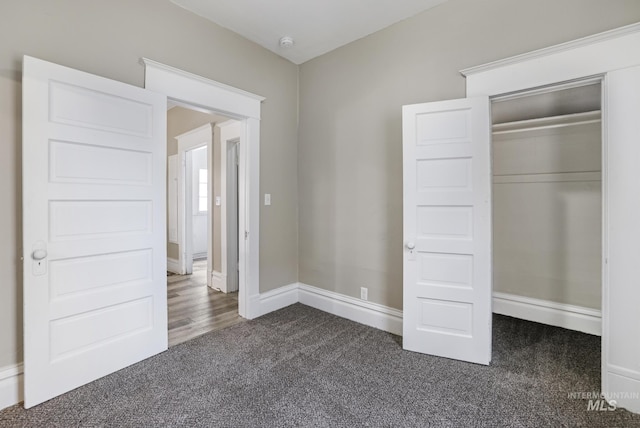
264,194,271,205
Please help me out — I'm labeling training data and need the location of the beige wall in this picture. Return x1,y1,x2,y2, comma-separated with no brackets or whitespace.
492,120,602,309
297,0,640,310
3,0,640,373
0,0,299,368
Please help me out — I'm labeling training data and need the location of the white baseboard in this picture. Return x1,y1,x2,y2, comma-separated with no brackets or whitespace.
248,283,299,319
167,257,180,274
298,283,403,336
0,363,23,411
210,271,227,291
605,371,640,413
492,292,601,336
1,290,600,413
247,282,403,336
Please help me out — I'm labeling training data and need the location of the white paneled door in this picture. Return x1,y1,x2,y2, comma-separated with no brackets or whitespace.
402,97,492,365
22,56,167,407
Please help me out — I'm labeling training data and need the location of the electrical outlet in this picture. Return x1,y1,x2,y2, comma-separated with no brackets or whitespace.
360,287,368,301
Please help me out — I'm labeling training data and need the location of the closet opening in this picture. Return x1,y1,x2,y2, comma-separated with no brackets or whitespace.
490,79,603,336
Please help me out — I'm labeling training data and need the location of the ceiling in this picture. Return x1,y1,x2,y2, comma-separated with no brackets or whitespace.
170,0,448,64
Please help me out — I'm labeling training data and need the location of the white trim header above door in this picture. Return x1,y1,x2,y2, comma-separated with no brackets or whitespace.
460,22,640,97
141,58,265,119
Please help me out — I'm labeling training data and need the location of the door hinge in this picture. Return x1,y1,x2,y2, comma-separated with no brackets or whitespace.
245,231,249,239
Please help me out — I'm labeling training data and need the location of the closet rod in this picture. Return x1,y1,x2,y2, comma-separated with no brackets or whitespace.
492,110,600,134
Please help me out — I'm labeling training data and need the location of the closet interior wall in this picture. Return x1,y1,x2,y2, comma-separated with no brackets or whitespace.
491,83,602,315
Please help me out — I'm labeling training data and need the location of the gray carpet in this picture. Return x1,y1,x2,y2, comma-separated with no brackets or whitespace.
1,303,639,427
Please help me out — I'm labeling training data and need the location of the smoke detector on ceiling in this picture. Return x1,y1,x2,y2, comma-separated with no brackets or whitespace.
279,36,295,48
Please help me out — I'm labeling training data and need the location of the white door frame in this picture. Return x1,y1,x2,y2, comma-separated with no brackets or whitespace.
175,123,212,276
226,140,240,293
142,58,264,319
216,120,241,293
461,22,640,413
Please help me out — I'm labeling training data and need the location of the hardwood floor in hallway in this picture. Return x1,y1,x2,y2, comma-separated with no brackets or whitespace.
167,260,244,347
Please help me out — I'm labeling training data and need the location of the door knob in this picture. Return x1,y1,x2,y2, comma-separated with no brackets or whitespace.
406,242,415,250
32,249,48,260
31,242,48,276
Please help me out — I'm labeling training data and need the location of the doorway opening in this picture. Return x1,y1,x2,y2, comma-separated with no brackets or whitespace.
488,81,604,389
211,120,242,294
490,80,603,335
165,103,243,346
226,140,239,293
183,143,208,273
143,58,265,321
454,24,640,411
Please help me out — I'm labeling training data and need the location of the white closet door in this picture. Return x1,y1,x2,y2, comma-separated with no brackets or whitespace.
402,97,492,365
603,65,640,413
22,56,167,407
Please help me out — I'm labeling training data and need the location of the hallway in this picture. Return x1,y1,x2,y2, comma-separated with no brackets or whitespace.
167,260,243,347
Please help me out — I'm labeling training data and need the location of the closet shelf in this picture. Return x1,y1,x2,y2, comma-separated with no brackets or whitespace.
492,110,601,134
493,171,602,184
